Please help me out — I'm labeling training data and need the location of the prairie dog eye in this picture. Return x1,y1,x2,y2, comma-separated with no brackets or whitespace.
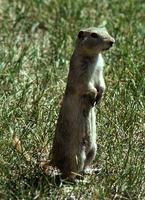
78,31,84,39
91,33,99,38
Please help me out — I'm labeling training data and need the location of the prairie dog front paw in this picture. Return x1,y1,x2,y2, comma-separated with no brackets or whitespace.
83,88,97,106
96,85,105,103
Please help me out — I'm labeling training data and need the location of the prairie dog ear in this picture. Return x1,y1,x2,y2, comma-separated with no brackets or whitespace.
78,31,84,39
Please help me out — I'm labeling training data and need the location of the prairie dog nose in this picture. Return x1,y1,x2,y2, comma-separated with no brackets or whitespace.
109,41,114,46
108,37,115,47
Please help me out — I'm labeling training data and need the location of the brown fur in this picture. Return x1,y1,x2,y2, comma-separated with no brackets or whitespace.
52,27,115,179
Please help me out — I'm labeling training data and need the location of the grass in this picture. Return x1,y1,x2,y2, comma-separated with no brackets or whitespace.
0,0,145,199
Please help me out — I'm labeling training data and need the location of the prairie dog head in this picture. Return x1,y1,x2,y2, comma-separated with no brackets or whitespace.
76,27,115,55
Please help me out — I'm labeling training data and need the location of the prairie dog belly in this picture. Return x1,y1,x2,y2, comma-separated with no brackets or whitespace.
59,95,95,140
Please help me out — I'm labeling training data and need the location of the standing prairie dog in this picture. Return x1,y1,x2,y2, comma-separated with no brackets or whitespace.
52,27,115,179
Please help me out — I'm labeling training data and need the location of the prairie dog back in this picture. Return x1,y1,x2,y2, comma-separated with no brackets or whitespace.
52,27,115,179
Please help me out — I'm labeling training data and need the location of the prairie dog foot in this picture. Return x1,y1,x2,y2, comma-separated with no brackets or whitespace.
83,167,101,174
62,172,82,182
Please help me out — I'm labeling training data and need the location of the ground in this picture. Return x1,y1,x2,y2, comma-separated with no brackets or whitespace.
0,0,145,199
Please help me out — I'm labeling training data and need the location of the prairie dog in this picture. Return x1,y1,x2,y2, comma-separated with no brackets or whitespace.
52,27,115,179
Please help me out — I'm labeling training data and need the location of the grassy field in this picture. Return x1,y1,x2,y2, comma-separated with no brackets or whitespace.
0,0,145,199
